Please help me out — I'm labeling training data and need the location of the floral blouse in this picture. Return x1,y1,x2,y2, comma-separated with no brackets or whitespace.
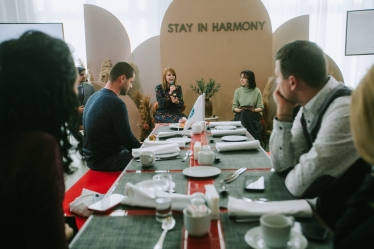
154,84,186,123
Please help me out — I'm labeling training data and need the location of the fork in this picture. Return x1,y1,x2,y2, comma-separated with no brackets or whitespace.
224,168,247,183
223,167,246,181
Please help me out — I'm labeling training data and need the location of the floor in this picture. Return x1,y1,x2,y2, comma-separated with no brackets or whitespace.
64,136,89,191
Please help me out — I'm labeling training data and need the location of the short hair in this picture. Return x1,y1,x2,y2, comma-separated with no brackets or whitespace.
0,31,80,173
240,70,256,89
350,65,374,165
77,67,85,74
109,62,135,82
275,40,327,88
162,67,177,90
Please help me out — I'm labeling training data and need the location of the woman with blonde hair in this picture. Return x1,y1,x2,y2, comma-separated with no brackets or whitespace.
154,67,187,123
334,65,374,249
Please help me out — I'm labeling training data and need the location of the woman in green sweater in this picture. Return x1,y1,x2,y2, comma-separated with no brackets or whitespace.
232,70,264,141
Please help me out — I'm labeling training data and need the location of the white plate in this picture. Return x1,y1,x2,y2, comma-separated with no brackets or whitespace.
221,135,248,142
183,166,221,177
215,125,237,130
135,180,176,191
169,123,183,130
156,152,180,158
166,137,191,143
244,226,308,249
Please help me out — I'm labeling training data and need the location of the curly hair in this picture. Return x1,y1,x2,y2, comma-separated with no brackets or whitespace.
0,31,81,173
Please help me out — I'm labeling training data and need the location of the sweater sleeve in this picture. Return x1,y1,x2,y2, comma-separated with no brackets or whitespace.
111,101,141,151
255,88,264,109
232,88,240,111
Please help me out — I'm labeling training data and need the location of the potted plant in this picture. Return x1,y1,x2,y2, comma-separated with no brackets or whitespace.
190,78,221,117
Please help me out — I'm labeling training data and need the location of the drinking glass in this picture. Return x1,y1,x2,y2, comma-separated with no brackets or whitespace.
153,174,173,222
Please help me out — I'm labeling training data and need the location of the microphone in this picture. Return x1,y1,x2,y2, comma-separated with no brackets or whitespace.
170,81,177,97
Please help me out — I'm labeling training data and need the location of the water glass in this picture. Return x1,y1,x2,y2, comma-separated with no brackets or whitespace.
155,197,172,222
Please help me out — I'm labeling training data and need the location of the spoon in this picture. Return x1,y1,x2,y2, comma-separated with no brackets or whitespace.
242,197,268,203
182,150,192,162
219,180,228,194
214,153,220,162
153,217,176,249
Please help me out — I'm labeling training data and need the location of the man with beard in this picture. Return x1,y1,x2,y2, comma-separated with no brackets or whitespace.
270,40,370,227
83,62,141,171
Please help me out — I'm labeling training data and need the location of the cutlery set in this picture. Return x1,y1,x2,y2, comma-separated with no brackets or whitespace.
224,167,246,183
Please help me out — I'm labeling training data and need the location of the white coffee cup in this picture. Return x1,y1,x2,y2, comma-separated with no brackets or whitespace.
139,151,155,167
183,207,211,236
199,121,207,131
191,123,202,134
260,214,294,248
198,150,215,165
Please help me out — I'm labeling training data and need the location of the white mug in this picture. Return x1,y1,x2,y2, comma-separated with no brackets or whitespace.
198,150,215,165
183,207,211,236
191,123,202,134
260,214,294,248
139,151,155,167
199,121,207,131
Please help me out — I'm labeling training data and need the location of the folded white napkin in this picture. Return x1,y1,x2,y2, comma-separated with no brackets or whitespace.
121,183,192,211
208,121,242,127
132,144,180,158
216,140,260,152
227,196,312,218
157,131,192,138
211,128,247,136
143,139,186,148
69,188,99,217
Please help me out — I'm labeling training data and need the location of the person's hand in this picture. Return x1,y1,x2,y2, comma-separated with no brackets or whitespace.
65,223,73,241
273,85,295,121
179,117,187,123
170,96,180,104
78,105,84,114
169,85,176,95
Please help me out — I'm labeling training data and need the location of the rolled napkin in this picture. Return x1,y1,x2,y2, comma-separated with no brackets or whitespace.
157,131,192,138
121,182,192,211
227,196,312,218
211,128,247,136
216,140,260,152
69,188,99,217
132,143,180,158
208,121,242,127
143,138,186,148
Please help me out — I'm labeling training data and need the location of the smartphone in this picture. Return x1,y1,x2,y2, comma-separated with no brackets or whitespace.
294,222,329,241
244,176,265,190
93,193,105,203
88,194,124,212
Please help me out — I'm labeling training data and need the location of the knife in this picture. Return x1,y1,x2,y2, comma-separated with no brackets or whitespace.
225,168,246,183
223,167,246,181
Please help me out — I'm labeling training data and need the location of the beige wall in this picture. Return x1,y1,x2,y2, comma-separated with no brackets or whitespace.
128,35,161,103
84,4,131,81
160,0,273,121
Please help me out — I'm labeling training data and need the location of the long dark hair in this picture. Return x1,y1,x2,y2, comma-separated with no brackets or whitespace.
240,70,256,89
0,31,81,173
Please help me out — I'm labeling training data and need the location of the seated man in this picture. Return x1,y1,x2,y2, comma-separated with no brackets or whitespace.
83,62,141,171
270,40,370,227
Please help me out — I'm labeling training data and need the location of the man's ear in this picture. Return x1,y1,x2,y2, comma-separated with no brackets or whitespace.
289,75,298,91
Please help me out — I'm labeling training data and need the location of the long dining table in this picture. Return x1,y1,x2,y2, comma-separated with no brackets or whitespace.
69,123,333,249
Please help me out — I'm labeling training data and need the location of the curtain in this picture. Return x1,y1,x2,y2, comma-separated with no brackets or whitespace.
261,0,374,88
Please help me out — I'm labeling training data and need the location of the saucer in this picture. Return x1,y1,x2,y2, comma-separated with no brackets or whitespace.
244,226,308,249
